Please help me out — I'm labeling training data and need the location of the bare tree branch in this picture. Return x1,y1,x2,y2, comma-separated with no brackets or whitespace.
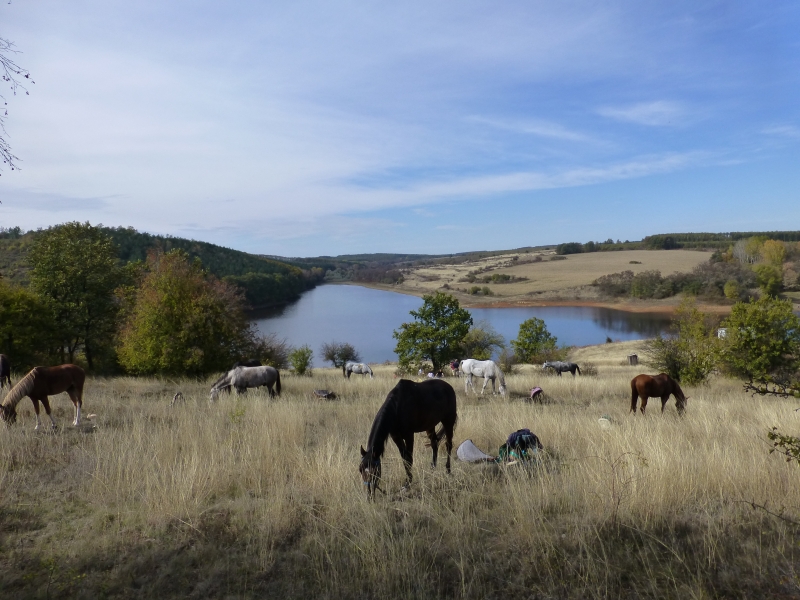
1,35,34,174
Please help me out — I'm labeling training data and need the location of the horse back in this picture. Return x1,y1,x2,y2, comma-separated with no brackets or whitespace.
38,364,85,395
392,379,457,433
631,373,678,398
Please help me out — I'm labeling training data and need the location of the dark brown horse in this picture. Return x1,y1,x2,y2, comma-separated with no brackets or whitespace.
1,364,85,429
630,373,687,415
0,354,10,389
359,378,457,498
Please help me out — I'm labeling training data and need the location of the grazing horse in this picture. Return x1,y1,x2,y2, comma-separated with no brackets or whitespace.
344,362,374,379
0,354,10,390
543,361,581,377
0,364,85,429
630,373,687,415
459,359,507,395
210,365,281,401
359,379,457,498
233,358,262,368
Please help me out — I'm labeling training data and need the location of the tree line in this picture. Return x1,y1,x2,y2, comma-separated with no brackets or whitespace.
0,223,316,374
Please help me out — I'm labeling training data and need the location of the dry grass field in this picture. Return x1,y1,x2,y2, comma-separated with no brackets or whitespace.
380,249,713,310
1,344,799,598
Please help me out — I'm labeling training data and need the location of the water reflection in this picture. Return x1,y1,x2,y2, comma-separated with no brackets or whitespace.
252,285,674,366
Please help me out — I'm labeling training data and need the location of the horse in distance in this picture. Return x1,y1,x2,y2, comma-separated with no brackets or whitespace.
630,373,687,415
459,359,507,395
543,361,581,377
210,365,281,401
0,364,85,429
359,378,457,499
0,354,10,390
344,362,374,379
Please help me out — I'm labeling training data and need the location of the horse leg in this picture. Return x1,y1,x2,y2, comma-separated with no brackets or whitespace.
630,390,639,414
464,374,471,394
391,432,414,487
640,397,649,415
480,376,489,395
444,422,454,474
427,428,439,468
41,397,57,429
661,395,670,413
30,397,42,430
67,386,82,425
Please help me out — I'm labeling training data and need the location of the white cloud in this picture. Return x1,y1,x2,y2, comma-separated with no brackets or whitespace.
597,101,686,126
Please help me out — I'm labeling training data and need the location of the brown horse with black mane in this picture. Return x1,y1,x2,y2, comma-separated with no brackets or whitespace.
1,364,85,429
359,378,457,499
630,373,687,415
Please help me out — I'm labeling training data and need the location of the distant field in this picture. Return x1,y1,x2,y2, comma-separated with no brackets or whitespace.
1,349,796,598
390,249,712,307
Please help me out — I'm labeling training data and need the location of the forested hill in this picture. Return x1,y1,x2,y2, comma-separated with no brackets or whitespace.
0,226,322,309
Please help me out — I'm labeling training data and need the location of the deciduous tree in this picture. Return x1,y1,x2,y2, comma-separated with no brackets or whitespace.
0,280,55,369
393,292,472,372
117,250,254,375
722,296,800,380
320,341,360,371
29,222,123,369
461,320,504,360
511,317,558,363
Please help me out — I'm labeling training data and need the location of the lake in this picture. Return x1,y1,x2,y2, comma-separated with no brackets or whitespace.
251,284,673,366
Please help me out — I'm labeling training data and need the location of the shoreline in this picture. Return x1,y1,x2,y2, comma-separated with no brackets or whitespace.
336,281,735,315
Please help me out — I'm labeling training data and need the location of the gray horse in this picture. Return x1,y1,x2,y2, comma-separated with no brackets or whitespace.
344,362,374,379
210,365,281,401
459,359,506,395
543,361,581,377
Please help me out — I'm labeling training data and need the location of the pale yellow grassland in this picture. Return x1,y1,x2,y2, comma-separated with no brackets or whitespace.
381,249,712,308
0,354,798,598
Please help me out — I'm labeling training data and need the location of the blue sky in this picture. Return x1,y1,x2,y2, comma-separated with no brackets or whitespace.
1,1,799,256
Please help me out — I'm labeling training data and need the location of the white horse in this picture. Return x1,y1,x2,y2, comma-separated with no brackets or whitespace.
459,359,506,395
210,366,281,401
344,362,374,379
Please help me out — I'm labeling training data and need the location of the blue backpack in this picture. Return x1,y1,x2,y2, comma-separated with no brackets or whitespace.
498,428,543,461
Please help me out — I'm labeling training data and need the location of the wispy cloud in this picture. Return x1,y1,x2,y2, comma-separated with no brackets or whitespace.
761,125,800,139
469,116,599,143
597,101,686,126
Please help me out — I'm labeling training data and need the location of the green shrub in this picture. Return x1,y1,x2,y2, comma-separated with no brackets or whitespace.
511,318,558,363
289,345,313,376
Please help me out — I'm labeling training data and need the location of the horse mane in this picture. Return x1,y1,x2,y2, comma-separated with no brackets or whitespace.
2,368,37,409
365,384,405,459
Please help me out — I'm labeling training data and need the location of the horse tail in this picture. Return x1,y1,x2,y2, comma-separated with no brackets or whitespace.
275,369,281,396
2,368,36,410
342,363,347,378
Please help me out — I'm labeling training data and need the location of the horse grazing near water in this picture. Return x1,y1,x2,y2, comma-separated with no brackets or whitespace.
543,361,581,377
0,354,11,390
630,373,687,415
459,359,506,395
0,364,85,429
344,362,373,379
210,365,281,401
359,378,457,499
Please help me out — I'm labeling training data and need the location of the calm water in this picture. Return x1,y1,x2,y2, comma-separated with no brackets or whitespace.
252,284,673,366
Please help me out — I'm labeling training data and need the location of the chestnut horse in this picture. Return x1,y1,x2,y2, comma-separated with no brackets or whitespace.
0,364,85,429
359,378,457,499
630,373,687,415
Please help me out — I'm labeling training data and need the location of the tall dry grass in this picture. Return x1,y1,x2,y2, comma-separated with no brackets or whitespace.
1,356,799,598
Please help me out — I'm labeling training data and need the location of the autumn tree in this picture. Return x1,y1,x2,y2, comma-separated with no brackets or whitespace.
28,222,123,369
393,292,472,372
117,250,254,375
